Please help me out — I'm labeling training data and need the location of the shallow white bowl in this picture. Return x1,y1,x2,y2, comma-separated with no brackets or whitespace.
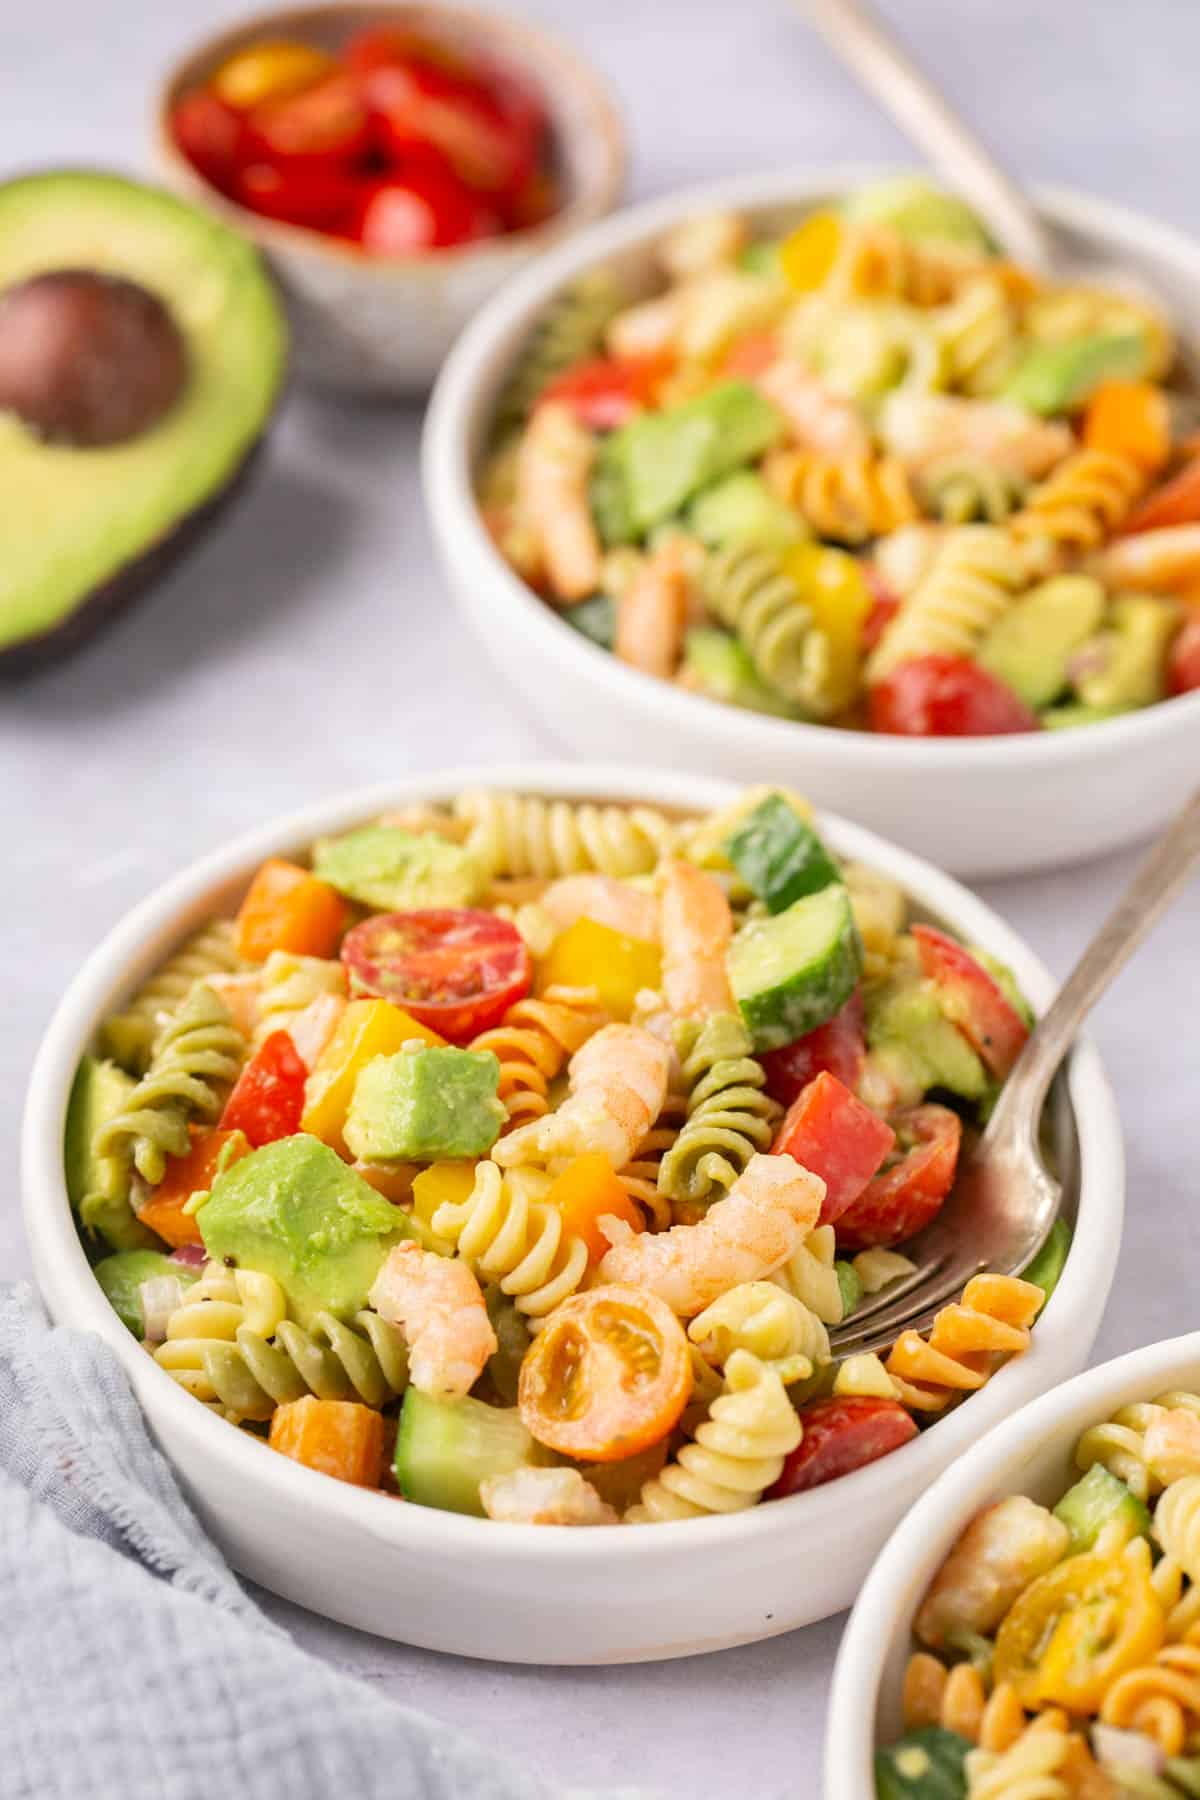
423,166,1200,878
825,1331,1200,1799
21,762,1122,1663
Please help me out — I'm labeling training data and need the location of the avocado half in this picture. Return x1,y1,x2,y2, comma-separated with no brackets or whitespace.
0,170,287,671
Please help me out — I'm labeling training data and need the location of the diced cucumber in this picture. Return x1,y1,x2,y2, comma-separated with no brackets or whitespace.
836,1260,864,1317
393,1388,535,1516
562,594,616,650
682,628,803,718
1053,1462,1152,1554
725,792,842,914
1023,1217,1071,1310
874,1726,969,1800
728,883,862,1052
865,975,988,1103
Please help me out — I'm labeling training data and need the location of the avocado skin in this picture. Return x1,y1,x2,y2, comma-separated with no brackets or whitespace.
0,430,268,676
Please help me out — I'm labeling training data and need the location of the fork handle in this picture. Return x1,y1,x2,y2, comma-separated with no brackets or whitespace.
992,786,1200,1138
798,0,1056,274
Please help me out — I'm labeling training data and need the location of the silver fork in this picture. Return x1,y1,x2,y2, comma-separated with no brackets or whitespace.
831,786,1200,1362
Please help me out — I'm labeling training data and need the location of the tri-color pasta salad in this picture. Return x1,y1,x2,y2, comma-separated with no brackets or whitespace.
877,1390,1200,1798
67,787,1066,1522
479,178,1200,737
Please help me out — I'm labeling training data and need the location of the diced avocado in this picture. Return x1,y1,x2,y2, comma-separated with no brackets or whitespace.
394,1388,535,1516
1024,1218,1071,1312
1000,332,1150,415
682,628,803,718
592,381,786,539
343,1046,504,1163
94,1249,198,1336
977,576,1107,709
874,1727,970,1800
197,1134,411,1329
313,826,483,911
65,1055,155,1250
728,884,862,1052
739,239,783,277
1073,593,1180,710
688,470,807,553
1040,701,1132,729
865,974,988,1102
562,594,615,650
725,792,842,914
1053,1462,1152,1554
844,176,991,252
836,1260,864,1317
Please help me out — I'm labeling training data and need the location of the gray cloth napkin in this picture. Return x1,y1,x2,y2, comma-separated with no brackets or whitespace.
0,1282,629,1800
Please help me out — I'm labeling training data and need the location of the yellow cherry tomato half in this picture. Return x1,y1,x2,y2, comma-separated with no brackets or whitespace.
211,40,335,111
993,1550,1164,1713
518,1285,692,1462
783,543,872,717
778,210,843,293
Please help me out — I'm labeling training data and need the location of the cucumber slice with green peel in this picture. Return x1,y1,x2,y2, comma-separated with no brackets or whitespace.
1024,1217,1071,1310
562,595,616,651
393,1388,535,1516
1053,1463,1152,1554
836,1260,864,1317
725,792,842,914
874,1727,969,1800
728,883,862,1052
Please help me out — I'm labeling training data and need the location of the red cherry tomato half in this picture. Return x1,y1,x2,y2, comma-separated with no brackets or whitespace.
869,655,1040,737
538,355,672,431
759,991,866,1106
362,54,535,195
344,26,473,82
911,924,1030,1081
235,159,354,227
771,1071,895,1227
347,158,499,252
833,1103,962,1251
220,1030,308,1147
172,91,244,189
766,1396,918,1498
1168,616,1200,694
341,909,532,1042
247,73,370,167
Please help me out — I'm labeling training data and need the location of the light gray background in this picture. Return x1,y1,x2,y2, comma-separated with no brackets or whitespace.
3,1,1198,1792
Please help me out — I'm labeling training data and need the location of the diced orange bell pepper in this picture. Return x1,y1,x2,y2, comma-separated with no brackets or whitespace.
409,1162,475,1251
136,1126,251,1247
235,857,351,963
1082,380,1171,472
546,1152,644,1264
778,211,842,293
540,917,661,1022
268,1395,385,1488
1120,457,1200,536
300,997,445,1155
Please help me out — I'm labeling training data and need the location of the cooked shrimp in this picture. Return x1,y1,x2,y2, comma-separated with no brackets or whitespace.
597,1152,824,1317
494,1023,671,1172
755,357,871,458
204,972,260,1038
1144,1409,1200,1486
286,992,345,1071
606,292,682,360
1087,523,1200,594
615,540,689,679
915,1497,1070,1649
480,1466,619,1526
540,874,660,943
368,1241,497,1399
658,860,734,1019
878,391,1072,480
516,402,601,602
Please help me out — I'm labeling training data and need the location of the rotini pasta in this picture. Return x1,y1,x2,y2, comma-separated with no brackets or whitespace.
688,1280,829,1382
762,446,918,544
920,456,1029,525
1100,1624,1200,1756
1012,448,1148,568
251,950,347,1046
964,1713,1080,1800
153,1261,288,1416
1025,280,1175,381
469,985,608,1129
702,543,816,703
430,1160,590,1319
867,524,1027,681
453,788,684,879
617,1091,687,1231
885,1274,1043,1413
771,1225,845,1324
903,1657,1026,1751
934,275,1021,397
1157,1479,1200,1584
830,222,991,308
101,920,244,1073
492,268,623,433
656,1012,780,1213
1075,1392,1200,1503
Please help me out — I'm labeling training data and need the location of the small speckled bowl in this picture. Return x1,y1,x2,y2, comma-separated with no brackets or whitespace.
154,3,625,394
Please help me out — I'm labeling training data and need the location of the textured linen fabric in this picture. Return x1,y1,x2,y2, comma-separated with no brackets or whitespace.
0,1282,629,1800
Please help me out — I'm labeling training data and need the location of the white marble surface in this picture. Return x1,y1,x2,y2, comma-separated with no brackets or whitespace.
3,0,1200,1791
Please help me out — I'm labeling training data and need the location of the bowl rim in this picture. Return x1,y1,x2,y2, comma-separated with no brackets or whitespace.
422,162,1200,764
21,760,1123,1569
824,1326,1200,1800
152,0,626,271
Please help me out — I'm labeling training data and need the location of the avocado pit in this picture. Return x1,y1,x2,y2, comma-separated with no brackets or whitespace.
0,268,188,447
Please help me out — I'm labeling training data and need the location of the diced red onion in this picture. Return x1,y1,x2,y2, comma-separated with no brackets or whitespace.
1091,1723,1165,1776
139,1275,186,1343
169,1245,208,1268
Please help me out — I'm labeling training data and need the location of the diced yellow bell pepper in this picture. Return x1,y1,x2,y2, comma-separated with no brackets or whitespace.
784,543,872,716
546,1153,644,1264
778,211,843,293
301,999,445,1155
410,1162,476,1254
211,39,335,110
539,917,661,1022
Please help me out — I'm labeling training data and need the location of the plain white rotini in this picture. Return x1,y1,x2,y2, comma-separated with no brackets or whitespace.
101,920,244,1072
251,951,347,1046
964,1714,1074,1800
1074,1391,1200,1503
430,1160,591,1319
154,1262,288,1418
1156,1477,1200,1583
452,789,685,880
834,1353,898,1400
866,524,1027,681
853,1249,917,1294
688,1281,829,1381
771,1225,845,1324
934,275,1020,396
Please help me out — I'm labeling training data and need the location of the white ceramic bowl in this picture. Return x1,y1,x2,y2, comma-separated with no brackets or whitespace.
825,1331,1200,1799
155,4,625,395
21,763,1122,1664
423,166,1200,878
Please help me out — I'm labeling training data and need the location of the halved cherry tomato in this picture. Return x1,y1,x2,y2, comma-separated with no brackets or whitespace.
171,91,245,190
834,1104,962,1251
869,656,1041,737
211,40,335,111
346,160,499,253
343,26,472,83
361,52,535,195
1120,456,1200,536
136,1126,250,1247
912,924,1030,1080
993,1550,1164,1712
771,1071,895,1226
235,159,354,228
538,354,672,431
247,73,369,167
1168,615,1200,694
766,1395,917,1497
759,992,866,1105
862,570,903,653
341,909,531,1043
518,1285,692,1461
220,1029,308,1147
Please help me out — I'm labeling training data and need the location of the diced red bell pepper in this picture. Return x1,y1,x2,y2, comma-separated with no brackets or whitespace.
1168,615,1200,695
771,1070,895,1227
759,991,866,1106
834,1103,962,1251
538,354,672,431
869,655,1040,737
219,1029,308,1147
767,1395,918,1497
911,924,1030,1081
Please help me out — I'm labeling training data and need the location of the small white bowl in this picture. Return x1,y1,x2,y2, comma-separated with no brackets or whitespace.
825,1331,1200,1799
155,4,626,395
423,166,1200,878
21,763,1122,1664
